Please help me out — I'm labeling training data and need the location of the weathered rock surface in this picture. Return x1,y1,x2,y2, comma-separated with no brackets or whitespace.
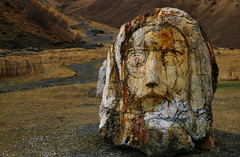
99,7,218,156
96,59,107,97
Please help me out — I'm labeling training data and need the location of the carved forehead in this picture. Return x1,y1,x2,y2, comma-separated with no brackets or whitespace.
115,8,216,83
120,8,201,53
126,8,198,33
128,25,187,52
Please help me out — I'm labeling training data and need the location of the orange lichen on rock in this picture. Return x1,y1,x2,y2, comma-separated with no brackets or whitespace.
201,127,215,149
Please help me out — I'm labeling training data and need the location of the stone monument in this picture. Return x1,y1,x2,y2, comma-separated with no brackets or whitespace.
99,7,219,156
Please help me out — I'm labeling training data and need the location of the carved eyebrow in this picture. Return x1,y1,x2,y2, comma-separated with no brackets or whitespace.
128,47,186,56
128,48,148,52
168,49,184,55
127,48,146,56
148,48,185,55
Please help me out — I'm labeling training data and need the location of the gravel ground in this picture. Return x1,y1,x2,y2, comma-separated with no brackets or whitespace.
1,123,239,157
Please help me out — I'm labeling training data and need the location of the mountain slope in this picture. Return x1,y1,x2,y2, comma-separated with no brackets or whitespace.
0,0,77,49
61,0,240,48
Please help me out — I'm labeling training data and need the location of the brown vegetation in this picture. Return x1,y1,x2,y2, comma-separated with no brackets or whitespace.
59,0,240,48
0,46,239,155
0,59,44,79
215,48,240,81
0,0,118,50
0,0,80,49
0,47,108,87
0,80,239,156
212,86,240,135
0,82,101,155
19,0,68,29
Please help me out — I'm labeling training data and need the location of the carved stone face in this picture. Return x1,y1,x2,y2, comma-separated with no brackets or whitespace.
99,7,219,156
123,26,188,110
119,26,194,152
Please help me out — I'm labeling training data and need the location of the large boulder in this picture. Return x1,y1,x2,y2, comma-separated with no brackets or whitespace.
99,7,219,156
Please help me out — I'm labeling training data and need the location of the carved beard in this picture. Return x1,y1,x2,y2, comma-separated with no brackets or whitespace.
120,94,212,155
144,98,195,132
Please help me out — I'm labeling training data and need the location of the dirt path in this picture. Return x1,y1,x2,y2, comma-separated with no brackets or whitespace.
0,60,103,94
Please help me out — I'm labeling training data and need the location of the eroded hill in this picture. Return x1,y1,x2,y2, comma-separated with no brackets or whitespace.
57,0,240,49
0,0,82,49
0,0,119,50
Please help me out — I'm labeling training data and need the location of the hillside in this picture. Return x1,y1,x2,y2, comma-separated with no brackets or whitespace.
58,0,240,49
0,0,81,50
0,0,118,50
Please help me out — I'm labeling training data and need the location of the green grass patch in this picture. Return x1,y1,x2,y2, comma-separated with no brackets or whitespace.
218,81,240,89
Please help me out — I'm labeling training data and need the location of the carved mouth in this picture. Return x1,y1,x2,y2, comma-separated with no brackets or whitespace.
136,93,167,112
139,93,167,102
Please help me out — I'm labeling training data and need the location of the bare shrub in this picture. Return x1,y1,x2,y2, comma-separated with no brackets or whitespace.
0,59,44,79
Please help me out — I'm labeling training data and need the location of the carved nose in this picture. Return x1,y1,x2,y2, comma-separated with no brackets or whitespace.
146,82,158,88
146,58,159,88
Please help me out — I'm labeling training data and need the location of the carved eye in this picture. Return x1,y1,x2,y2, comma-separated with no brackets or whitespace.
127,54,145,69
161,52,182,68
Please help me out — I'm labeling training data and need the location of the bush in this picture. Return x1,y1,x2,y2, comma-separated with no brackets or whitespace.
70,25,82,30
211,1,217,5
91,29,105,35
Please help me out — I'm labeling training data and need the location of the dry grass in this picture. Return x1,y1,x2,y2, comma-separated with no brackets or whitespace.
212,81,240,135
0,47,239,155
0,82,101,152
0,47,107,155
215,48,240,81
0,79,239,157
0,81,239,150
0,47,108,87
84,18,119,33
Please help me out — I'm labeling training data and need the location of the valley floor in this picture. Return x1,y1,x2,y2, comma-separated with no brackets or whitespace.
0,47,240,156
0,78,240,156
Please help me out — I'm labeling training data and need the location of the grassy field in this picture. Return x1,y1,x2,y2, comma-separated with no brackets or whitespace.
0,80,239,155
0,82,102,155
215,48,240,81
0,47,107,155
0,47,108,88
212,81,240,135
0,47,239,156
